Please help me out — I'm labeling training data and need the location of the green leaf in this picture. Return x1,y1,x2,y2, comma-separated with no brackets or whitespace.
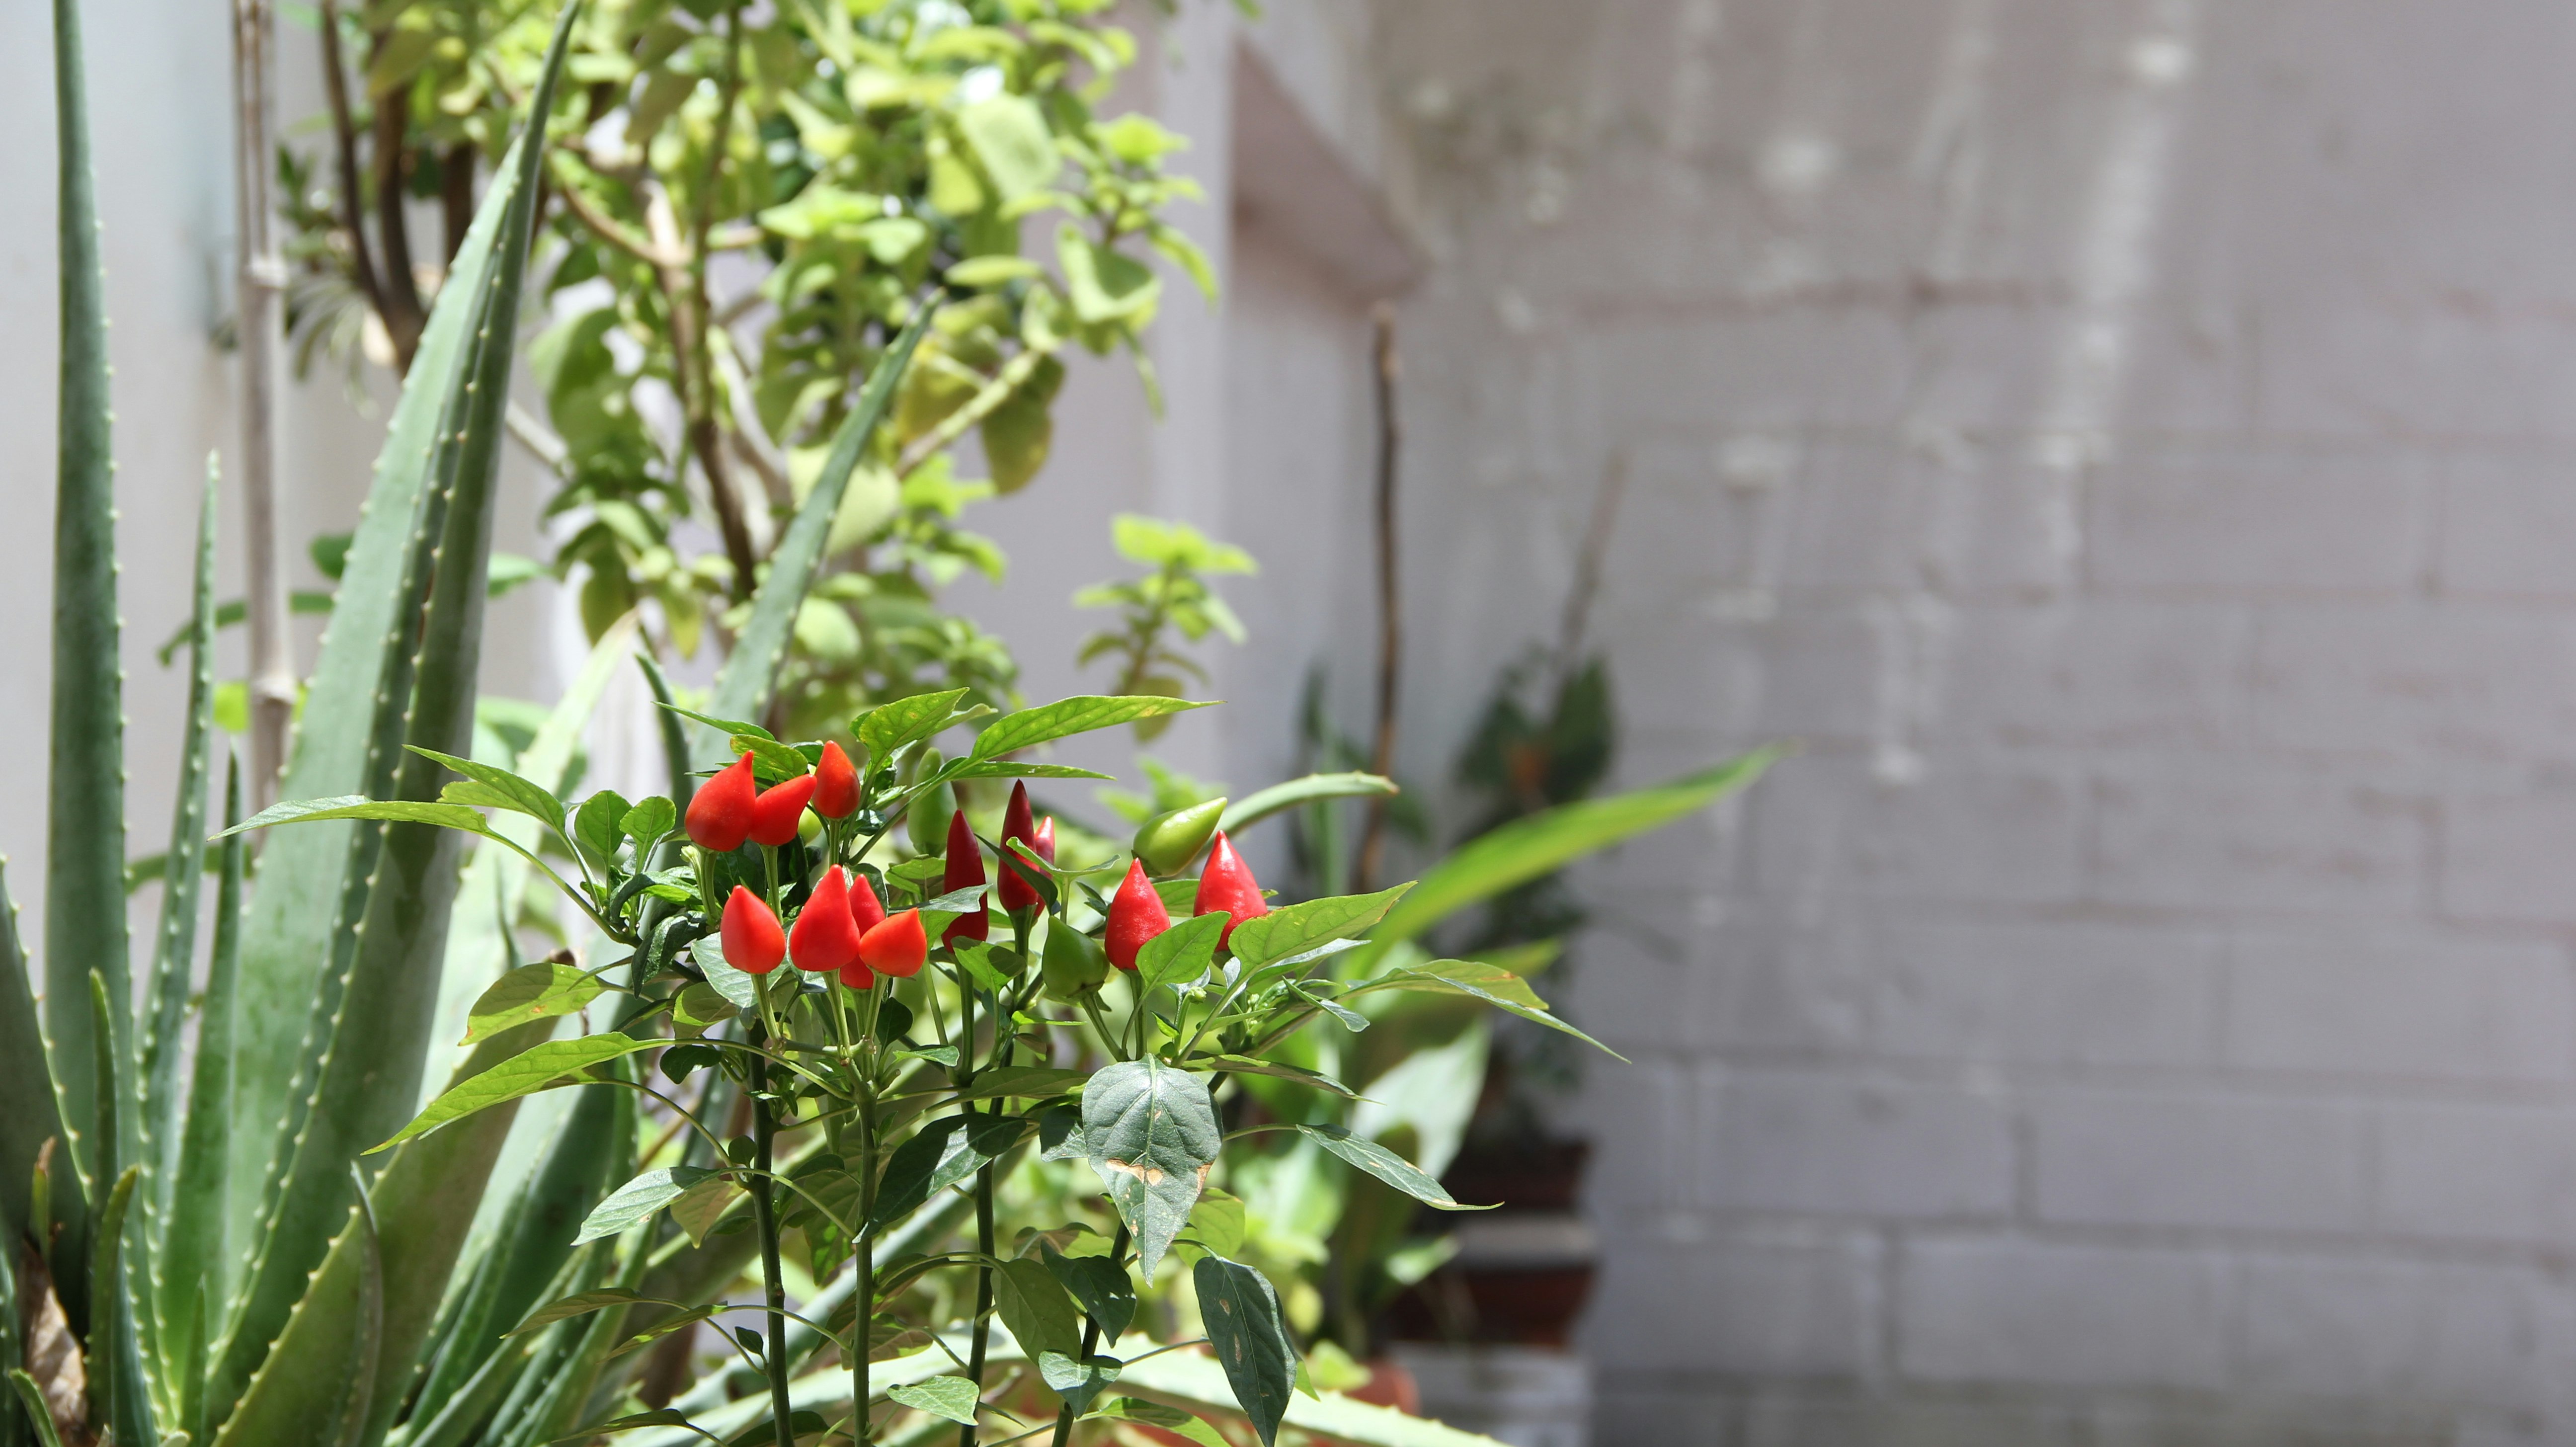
855,687,970,763
1194,1256,1296,1447
1136,912,1224,994
410,746,569,833
6,1368,65,1447
1295,1125,1488,1211
225,795,499,840
506,1287,658,1337
621,795,677,846
691,939,765,1013
948,760,1117,781
1041,1242,1134,1342
1366,753,1777,956
0,859,75,1310
572,790,632,868
370,1034,656,1154
461,963,607,1045
1189,1187,1246,1260
709,307,932,731
1081,1058,1220,1283
143,463,221,1224
867,1115,1023,1229
576,1167,719,1244
670,1174,742,1247
886,1375,983,1426
1084,1398,1228,1447
993,1256,1082,1359
1347,960,1625,1061
161,759,241,1356
1039,1351,1122,1415
1225,885,1411,969
728,1409,829,1447
969,695,1215,760
1202,1056,1355,1099
1219,773,1396,835
550,1408,689,1442
956,94,1059,201
1057,225,1161,325
953,1066,1088,1102
44,0,129,1192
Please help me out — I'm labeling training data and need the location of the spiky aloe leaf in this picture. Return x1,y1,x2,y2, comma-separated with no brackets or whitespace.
206,7,581,1431
44,0,130,1218
161,752,242,1409
703,306,932,733
143,461,218,1224
208,1018,556,1447
0,863,81,1311
89,1166,153,1447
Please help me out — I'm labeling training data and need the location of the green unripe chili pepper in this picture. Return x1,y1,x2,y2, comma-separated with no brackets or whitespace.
1040,917,1109,1000
906,749,954,855
797,805,825,847
1132,796,1226,877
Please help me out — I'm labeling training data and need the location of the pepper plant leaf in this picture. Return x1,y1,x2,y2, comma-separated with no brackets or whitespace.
407,746,569,834
1347,959,1626,1060
369,1034,656,1154
886,1375,983,1426
992,1257,1082,1360
1193,1255,1296,1447
1136,912,1225,995
1039,1351,1122,1415
460,963,605,1045
1225,884,1411,969
1295,1125,1491,1211
855,687,970,763
575,1167,720,1244
968,695,1215,759
1081,1058,1220,1283
1040,1242,1134,1342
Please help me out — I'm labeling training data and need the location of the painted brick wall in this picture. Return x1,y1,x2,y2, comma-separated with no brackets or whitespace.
1369,0,2576,1440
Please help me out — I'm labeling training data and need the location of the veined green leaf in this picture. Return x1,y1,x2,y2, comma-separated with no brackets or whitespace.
1218,773,1395,836
575,1168,719,1244
370,1034,654,1155
1084,1398,1226,1447
1347,960,1624,1061
1081,1059,1219,1283
1225,885,1410,970
993,1257,1081,1360
886,1375,982,1426
948,760,1117,781
1294,1125,1487,1211
1203,1057,1356,1099
707,307,932,734
44,0,130,1212
1040,1242,1134,1343
1193,1256,1294,1447
408,746,568,833
867,1114,1023,1229
854,687,969,764
1136,912,1224,995
462,964,607,1045
969,695,1214,760
1039,1351,1122,1415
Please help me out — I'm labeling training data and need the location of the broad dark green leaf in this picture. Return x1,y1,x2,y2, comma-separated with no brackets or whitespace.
1039,1351,1122,1414
1081,1058,1220,1282
461,962,606,1045
621,795,677,845
1297,1125,1489,1211
1218,773,1396,835
1041,1242,1134,1342
868,1114,1024,1229
1226,884,1411,969
576,1166,720,1243
1137,912,1225,994
855,687,970,762
969,696,1214,760
1194,1256,1295,1447
371,1034,656,1153
886,1375,982,1426
993,1256,1081,1359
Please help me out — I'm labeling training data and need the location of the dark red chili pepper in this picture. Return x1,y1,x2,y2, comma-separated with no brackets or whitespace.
1193,830,1269,949
812,740,860,820
996,782,1046,914
685,753,758,852
721,885,785,974
747,772,817,849
942,807,989,945
791,866,863,975
1105,859,1172,970
859,908,928,978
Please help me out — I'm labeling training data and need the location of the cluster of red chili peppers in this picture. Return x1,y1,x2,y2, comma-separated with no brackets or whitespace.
680,743,1269,982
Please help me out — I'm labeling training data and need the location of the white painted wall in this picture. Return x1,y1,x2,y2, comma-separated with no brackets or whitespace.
1372,0,2576,1440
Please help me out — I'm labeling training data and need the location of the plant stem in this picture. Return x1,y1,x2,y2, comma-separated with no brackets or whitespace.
747,1036,796,1447
1043,1221,1131,1447
1354,302,1403,893
853,989,879,1444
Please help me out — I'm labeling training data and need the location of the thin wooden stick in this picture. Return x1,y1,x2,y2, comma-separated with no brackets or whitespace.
1354,303,1402,892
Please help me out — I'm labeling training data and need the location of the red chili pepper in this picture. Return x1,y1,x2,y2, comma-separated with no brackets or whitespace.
791,866,864,974
812,740,860,820
859,908,928,978
1104,859,1172,970
1193,830,1269,948
721,885,785,974
685,753,758,852
747,772,818,848
848,871,887,936
942,807,989,945
996,782,1045,914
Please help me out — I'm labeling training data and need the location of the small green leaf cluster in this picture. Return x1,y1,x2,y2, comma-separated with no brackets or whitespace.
1074,514,1258,735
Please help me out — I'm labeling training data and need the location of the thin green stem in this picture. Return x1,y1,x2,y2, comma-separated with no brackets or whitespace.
1044,1221,1132,1447
746,1040,796,1447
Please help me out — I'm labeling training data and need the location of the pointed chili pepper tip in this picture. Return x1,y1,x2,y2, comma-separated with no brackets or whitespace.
1105,858,1173,971
942,807,989,945
791,866,863,975
721,884,785,974
813,740,860,820
860,908,928,979
1193,829,1268,949
685,752,758,853
997,781,1046,915
747,771,818,849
